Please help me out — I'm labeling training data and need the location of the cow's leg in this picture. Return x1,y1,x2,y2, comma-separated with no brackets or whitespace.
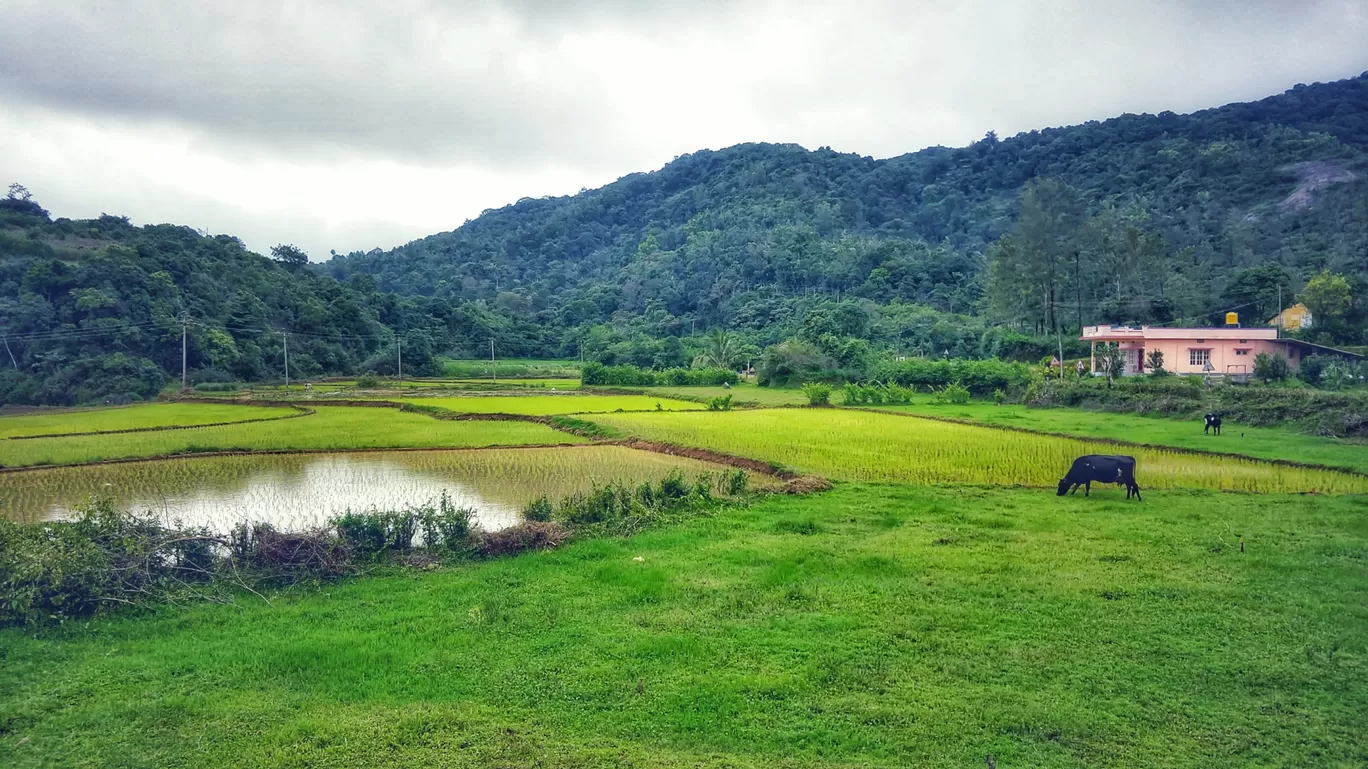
1085,481,1091,496
1131,483,1141,501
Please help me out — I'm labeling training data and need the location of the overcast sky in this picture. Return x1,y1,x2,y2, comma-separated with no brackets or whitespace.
2,0,1366,261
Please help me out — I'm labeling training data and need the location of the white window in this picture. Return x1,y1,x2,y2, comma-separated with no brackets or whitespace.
1189,349,1211,367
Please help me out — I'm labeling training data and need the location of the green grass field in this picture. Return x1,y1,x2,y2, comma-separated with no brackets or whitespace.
622,382,809,406
439,358,580,379
3,484,1365,767
401,394,702,415
590,409,1368,494
0,406,583,467
871,399,1368,474
0,403,296,439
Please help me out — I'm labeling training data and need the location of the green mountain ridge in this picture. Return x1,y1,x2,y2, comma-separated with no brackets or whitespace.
3,73,1368,404
323,73,1368,340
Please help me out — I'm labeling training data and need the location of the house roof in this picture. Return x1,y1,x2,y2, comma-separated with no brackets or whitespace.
1278,338,1364,359
1080,324,1278,341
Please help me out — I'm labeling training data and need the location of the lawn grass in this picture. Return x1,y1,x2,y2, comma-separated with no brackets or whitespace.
590,409,1368,494
0,406,583,467
401,394,703,415
871,399,1368,474
3,484,1365,767
0,403,297,439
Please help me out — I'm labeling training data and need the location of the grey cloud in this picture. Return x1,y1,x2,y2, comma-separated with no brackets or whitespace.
1,0,1365,259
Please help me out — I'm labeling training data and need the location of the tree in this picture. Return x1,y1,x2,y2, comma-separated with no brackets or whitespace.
270,244,309,268
1217,263,1292,324
985,179,1084,333
1095,342,1126,387
1144,349,1166,376
694,328,740,369
1300,270,1351,328
7,183,32,201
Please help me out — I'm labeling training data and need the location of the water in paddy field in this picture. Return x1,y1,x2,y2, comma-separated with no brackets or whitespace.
0,447,741,532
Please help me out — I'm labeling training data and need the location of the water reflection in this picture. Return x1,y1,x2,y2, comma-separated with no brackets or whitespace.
0,447,742,532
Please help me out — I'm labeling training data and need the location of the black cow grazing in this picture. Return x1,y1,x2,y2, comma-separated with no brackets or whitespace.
1057,455,1142,500
1204,413,1222,435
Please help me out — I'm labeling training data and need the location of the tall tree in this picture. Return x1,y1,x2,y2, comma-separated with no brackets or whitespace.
986,179,1083,332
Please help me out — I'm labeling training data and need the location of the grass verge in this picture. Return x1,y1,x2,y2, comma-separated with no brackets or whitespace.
2,484,1365,767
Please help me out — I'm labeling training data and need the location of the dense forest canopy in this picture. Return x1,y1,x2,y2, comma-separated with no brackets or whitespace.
325,73,1368,344
4,74,1368,404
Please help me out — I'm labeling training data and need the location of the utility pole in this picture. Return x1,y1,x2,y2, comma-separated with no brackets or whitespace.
2,335,16,370
282,332,290,390
1277,285,1283,333
490,338,496,384
181,315,188,391
397,337,402,381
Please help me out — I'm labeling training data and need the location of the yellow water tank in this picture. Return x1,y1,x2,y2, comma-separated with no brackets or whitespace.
1225,312,1239,327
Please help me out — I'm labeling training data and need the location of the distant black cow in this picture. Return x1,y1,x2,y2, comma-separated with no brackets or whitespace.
1057,455,1142,500
1204,413,1222,435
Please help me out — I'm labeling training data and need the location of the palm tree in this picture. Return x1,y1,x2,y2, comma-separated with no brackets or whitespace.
694,328,740,370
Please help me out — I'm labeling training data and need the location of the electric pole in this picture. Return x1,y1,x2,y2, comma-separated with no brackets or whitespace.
282,332,290,390
181,315,188,391
2,335,16,370
490,338,496,384
397,337,402,381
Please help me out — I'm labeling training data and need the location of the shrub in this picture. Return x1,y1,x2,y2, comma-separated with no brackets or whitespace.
581,362,737,387
1,501,223,625
707,394,733,411
931,382,971,405
1254,352,1290,382
993,388,1007,404
872,358,1031,395
193,381,240,392
523,495,554,523
725,469,748,495
356,371,381,389
802,382,832,405
419,494,474,550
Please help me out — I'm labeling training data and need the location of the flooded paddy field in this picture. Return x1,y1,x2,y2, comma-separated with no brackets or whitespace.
0,445,770,531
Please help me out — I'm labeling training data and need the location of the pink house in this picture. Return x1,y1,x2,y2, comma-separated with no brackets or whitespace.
1080,324,1359,378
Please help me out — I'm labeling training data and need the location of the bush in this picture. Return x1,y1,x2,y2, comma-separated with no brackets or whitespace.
523,495,554,522
930,382,971,405
840,381,915,406
1,500,222,626
356,371,381,389
872,358,1031,395
724,469,748,495
993,388,1007,404
707,394,733,411
581,362,737,387
193,381,240,392
801,382,832,405
1254,353,1290,383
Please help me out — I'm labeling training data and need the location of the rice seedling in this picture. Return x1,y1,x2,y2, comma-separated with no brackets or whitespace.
0,445,775,531
0,406,580,468
866,400,1368,474
0,403,296,439
399,394,703,415
590,409,1368,494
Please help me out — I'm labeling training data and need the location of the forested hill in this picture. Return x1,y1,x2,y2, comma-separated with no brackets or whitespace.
325,73,1368,339
0,198,544,405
